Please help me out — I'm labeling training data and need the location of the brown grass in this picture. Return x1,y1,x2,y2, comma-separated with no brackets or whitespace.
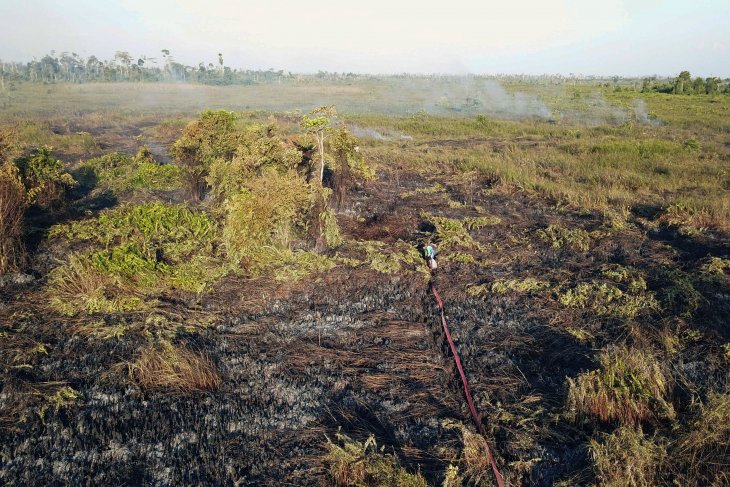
0,163,28,274
129,340,221,393
567,346,675,426
590,426,666,487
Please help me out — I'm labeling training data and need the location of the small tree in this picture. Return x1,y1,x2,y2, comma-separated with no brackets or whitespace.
673,71,691,95
300,105,336,186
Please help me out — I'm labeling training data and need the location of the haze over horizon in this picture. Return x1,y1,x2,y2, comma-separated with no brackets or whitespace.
1,0,729,77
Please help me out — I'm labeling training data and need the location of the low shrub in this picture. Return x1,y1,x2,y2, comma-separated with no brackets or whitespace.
559,275,658,319
222,169,311,268
50,201,216,262
79,150,181,194
14,145,76,208
672,393,730,485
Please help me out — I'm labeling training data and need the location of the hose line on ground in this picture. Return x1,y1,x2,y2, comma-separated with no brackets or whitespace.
430,281,505,487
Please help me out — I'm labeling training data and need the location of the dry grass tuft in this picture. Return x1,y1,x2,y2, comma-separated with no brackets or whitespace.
0,162,28,274
129,340,221,393
323,431,428,487
672,392,730,485
567,346,674,426
590,426,666,487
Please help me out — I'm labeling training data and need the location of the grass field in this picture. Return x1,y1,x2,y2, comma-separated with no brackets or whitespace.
0,79,728,485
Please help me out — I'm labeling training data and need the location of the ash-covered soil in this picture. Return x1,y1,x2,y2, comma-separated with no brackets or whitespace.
1,155,728,485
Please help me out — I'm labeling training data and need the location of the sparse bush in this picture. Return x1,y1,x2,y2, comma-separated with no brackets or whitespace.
590,426,666,487
567,346,675,426
323,432,428,487
129,340,221,393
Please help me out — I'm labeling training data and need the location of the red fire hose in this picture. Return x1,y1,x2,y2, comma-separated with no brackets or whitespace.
431,282,505,487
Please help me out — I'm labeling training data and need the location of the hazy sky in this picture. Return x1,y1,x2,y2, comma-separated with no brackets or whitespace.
1,0,728,76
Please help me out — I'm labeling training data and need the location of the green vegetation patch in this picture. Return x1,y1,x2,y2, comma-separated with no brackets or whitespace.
48,202,222,315
79,148,181,194
422,212,500,252
399,182,446,199
589,426,666,487
468,278,549,297
560,267,658,319
50,201,216,260
537,224,592,252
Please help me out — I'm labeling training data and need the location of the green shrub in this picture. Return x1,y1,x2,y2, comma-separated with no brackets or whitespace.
400,182,446,199
14,145,76,207
80,151,181,193
672,393,730,485
0,162,28,274
559,274,658,318
50,201,216,262
222,169,311,268
47,253,148,316
207,122,301,200
172,109,239,200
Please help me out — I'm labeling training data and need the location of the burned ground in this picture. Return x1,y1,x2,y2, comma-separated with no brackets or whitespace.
1,111,729,486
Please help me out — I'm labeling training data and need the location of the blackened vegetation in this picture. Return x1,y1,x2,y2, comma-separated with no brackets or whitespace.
1,122,729,486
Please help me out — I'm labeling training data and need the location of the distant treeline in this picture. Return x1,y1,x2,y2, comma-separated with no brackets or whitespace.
0,50,728,94
639,71,730,95
0,50,295,86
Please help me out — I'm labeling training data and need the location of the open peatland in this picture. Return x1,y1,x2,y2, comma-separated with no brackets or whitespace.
0,80,728,485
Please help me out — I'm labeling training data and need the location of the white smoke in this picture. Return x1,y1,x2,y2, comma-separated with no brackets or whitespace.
633,99,663,126
349,125,413,141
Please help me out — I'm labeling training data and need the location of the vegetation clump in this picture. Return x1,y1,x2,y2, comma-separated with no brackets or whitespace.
567,346,675,426
589,426,666,487
559,267,658,319
79,149,181,194
323,432,428,487
468,278,549,297
48,202,220,314
537,224,591,251
129,340,221,393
